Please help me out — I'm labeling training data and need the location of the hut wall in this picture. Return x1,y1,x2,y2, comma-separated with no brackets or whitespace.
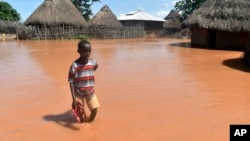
120,20,163,37
120,20,163,31
191,28,249,49
17,25,86,40
216,31,248,49
86,26,144,39
242,35,250,66
0,20,22,34
17,25,144,40
144,21,163,31
191,28,209,46
120,21,144,27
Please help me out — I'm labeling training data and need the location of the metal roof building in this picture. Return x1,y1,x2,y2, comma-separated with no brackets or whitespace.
117,10,164,31
117,10,164,22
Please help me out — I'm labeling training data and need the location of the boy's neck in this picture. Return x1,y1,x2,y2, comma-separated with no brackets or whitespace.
76,58,88,65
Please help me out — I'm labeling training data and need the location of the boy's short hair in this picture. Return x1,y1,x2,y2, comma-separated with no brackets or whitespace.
78,40,91,51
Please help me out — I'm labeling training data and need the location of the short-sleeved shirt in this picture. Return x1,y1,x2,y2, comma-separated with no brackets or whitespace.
68,59,97,97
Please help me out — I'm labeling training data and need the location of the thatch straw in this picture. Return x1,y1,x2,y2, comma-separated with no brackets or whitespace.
24,0,88,26
182,0,250,32
163,9,181,29
88,5,122,27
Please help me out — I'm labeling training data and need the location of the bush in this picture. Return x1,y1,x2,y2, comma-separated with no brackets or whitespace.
69,34,89,40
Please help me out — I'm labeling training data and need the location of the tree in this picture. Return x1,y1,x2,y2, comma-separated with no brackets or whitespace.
0,1,20,21
71,0,100,21
174,0,206,22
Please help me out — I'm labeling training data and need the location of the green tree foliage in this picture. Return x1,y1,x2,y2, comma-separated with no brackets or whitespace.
174,0,206,22
71,0,100,21
0,1,20,21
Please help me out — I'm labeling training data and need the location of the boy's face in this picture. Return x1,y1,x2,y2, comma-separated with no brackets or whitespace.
78,43,91,60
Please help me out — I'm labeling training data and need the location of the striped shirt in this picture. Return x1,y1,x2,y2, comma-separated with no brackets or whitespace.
68,59,97,97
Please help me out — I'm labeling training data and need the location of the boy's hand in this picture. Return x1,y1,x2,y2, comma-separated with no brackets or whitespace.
72,100,76,109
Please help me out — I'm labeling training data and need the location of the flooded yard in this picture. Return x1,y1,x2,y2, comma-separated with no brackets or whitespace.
0,38,250,141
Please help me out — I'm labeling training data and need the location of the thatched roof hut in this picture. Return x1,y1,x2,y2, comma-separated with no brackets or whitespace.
24,0,88,26
182,0,250,49
163,10,181,32
88,5,122,27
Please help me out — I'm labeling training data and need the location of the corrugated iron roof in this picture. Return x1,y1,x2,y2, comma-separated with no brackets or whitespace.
117,10,165,21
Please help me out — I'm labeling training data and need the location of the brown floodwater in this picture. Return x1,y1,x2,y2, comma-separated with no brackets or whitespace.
1,38,250,141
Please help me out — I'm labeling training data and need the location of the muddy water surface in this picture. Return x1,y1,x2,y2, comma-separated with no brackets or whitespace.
1,38,250,141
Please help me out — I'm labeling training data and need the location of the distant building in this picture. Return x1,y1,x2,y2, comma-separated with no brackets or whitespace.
117,10,165,32
21,0,88,39
25,0,88,27
87,5,144,39
163,10,181,35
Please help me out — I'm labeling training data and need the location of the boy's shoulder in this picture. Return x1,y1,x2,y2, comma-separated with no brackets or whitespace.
88,58,97,64
88,58,96,61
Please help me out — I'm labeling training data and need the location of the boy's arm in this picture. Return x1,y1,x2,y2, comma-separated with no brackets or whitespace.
68,64,76,107
94,63,98,71
69,82,76,106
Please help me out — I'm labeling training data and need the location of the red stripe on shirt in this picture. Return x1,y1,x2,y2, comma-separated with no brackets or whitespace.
75,76,94,81
68,72,74,77
79,86,94,91
75,65,94,71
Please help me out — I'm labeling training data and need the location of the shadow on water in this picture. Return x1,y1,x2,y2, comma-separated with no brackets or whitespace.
170,41,250,72
43,110,80,130
223,58,250,73
170,42,244,51
170,42,193,48
170,42,215,50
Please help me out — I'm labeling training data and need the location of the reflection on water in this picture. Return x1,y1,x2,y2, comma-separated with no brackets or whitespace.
0,38,250,141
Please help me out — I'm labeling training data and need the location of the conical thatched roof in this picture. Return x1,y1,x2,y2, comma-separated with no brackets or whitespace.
182,0,250,32
163,9,181,29
24,0,88,26
164,10,179,20
88,5,122,27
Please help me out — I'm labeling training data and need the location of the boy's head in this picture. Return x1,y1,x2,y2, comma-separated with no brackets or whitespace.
78,40,91,59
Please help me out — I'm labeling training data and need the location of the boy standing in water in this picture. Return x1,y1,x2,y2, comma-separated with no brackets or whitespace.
68,40,100,123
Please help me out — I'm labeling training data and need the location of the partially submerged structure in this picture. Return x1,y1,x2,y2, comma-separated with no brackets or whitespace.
163,9,181,36
88,5,144,39
19,0,88,39
118,10,164,34
182,0,250,49
18,2,144,39
0,20,22,34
